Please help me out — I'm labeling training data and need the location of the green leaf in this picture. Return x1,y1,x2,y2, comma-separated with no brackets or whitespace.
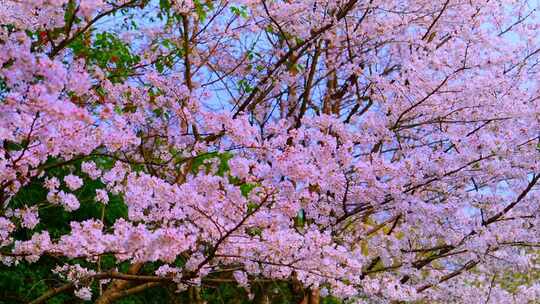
194,0,208,22
230,5,249,18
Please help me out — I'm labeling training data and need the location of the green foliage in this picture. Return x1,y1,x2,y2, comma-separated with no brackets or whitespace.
294,208,306,228
499,261,540,294
159,0,172,11
69,31,140,82
194,0,215,22
240,183,257,197
157,0,215,24
238,79,254,94
0,77,8,97
0,256,76,304
115,287,169,304
63,0,80,25
151,38,182,74
231,5,249,19
191,151,233,177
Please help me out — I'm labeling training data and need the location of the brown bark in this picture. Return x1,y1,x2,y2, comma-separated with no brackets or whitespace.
309,288,320,304
95,282,161,304
299,288,320,304
322,40,337,115
28,282,75,304
188,286,204,304
95,262,144,304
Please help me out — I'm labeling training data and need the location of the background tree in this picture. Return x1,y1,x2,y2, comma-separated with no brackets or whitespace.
1,0,540,303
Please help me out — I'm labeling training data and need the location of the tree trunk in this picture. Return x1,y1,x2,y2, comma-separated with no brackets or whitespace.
309,288,320,304
299,288,320,304
95,262,144,304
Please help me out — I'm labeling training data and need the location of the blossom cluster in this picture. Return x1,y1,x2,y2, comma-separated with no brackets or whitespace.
1,0,540,303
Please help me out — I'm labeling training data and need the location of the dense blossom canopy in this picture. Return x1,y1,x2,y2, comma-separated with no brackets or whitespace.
1,0,540,303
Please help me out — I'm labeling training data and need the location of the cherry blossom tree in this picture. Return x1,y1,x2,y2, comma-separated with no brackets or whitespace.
1,0,540,303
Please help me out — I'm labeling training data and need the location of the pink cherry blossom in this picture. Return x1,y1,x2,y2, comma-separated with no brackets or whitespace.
1,0,540,303
95,189,109,204
74,287,92,301
81,161,102,180
58,191,80,211
64,174,83,191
